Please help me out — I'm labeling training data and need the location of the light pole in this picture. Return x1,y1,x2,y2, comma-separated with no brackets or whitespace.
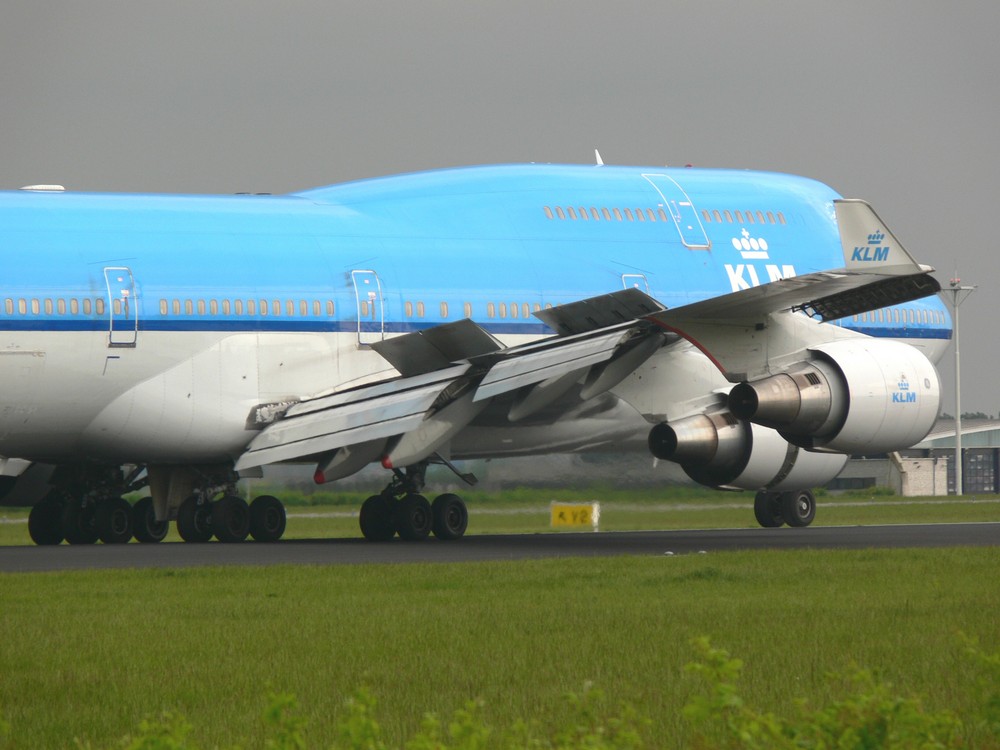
942,277,975,495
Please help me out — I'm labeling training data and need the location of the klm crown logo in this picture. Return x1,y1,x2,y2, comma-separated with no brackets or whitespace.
851,227,890,263
893,374,916,404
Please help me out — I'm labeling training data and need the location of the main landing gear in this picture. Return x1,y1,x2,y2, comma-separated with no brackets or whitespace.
753,489,817,528
25,465,288,545
359,463,469,542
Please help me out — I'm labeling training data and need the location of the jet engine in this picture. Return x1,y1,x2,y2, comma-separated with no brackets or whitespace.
727,339,940,454
648,410,846,491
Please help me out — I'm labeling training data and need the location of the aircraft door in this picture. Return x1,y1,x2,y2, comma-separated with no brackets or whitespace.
621,273,650,293
642,174,711,249
351,269,384,345
104,266,138,348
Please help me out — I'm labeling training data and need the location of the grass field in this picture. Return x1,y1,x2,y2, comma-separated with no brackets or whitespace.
1,490,999,747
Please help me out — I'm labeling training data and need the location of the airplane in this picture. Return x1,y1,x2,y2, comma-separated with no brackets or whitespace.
0,162,951,545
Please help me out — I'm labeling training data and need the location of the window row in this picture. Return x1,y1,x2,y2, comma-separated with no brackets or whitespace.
852,308,947,325
3,297,108,316
544,205,671,222
399,300,553,320
701,209,786,225
158,298,336,317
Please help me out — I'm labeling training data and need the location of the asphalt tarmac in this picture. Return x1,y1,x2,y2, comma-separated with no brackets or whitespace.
0,523,997,573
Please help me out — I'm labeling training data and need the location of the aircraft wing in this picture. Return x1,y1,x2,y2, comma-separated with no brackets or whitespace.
235,199,940,476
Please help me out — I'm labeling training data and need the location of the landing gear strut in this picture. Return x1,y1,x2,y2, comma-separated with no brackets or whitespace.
359,462,469,542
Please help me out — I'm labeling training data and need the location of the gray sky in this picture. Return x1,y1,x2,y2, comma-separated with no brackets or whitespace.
3,1,997,414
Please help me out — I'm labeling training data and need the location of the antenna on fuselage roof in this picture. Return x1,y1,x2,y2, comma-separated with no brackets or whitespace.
594,149,604,166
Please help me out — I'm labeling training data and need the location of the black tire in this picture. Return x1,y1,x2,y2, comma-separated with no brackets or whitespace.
28,499,65,546
753,491,785,528
63,499,99,545
249,495,286,542
132,496,168,543
211,494,250,543
431,493,468,540
95,496,134,544
177,495,213,543
393,494,432,541
781,489,816,528
359,494,394,542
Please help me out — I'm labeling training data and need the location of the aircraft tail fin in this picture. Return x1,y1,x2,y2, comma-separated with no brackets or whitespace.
835,199,931,275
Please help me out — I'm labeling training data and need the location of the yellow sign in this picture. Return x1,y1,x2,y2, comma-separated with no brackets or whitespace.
550,501,600,531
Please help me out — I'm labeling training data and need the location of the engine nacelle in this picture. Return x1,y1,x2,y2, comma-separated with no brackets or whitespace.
728,339,940,455
648,411,846,490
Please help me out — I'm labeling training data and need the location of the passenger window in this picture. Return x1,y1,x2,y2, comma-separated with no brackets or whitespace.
602,208,612,221
83,299,91,315
159,299,168,315
360,300,368,317
235,299,244,315
756,211,766,223
259,300,268,316
326,301,335,316
635,208,645,221
567,207,577,219
658,209,669,222
44,299,53,314
777,212,787,225
487,302,496,318
464,302,472,318
440,301,449,318
247,300,256,316
724,210,733,223
223,300,231,315
702,209,711,222
523,303,530,318
31,299,40,314
300,300,308,316
313,301,321,316
767,211,776,224
113,299,122,315
555,207,566,219
70,299,79,315
499,302,507,318
272,300,281,316
579,207,589,220
210,300,219,315
405,301,413,317
745,211,755,224
184,300,193,315
613,208,623,221
95,299,105,315
197,300,206,315
4,299,12,315
646,209,657,222
735,211,744,223
544,206,554,219
510,302,519,318
591,208,600,220
713,210,723,223
416,301,425,318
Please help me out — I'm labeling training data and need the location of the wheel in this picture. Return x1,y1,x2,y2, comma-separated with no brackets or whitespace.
132,496,168,543
211,494,250,542
393,494,432,541
249,495,286,542
431,493,468,540
781,489,816,528
753,491,784,528
95,497,134,544
28,498,65,545
63,498,99,544
176,495,213,543
359,494,394,542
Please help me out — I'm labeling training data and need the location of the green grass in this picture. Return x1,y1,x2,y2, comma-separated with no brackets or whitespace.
1,547,999,748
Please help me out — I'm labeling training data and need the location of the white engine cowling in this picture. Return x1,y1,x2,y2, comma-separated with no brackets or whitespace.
648,412,847,490
727,339,940,454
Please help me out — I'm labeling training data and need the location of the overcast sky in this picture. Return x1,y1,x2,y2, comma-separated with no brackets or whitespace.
3,1,997,414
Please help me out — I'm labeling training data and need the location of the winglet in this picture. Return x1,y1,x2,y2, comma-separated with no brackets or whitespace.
835,199,932,275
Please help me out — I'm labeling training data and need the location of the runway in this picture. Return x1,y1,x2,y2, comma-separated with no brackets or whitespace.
0,522,997,573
